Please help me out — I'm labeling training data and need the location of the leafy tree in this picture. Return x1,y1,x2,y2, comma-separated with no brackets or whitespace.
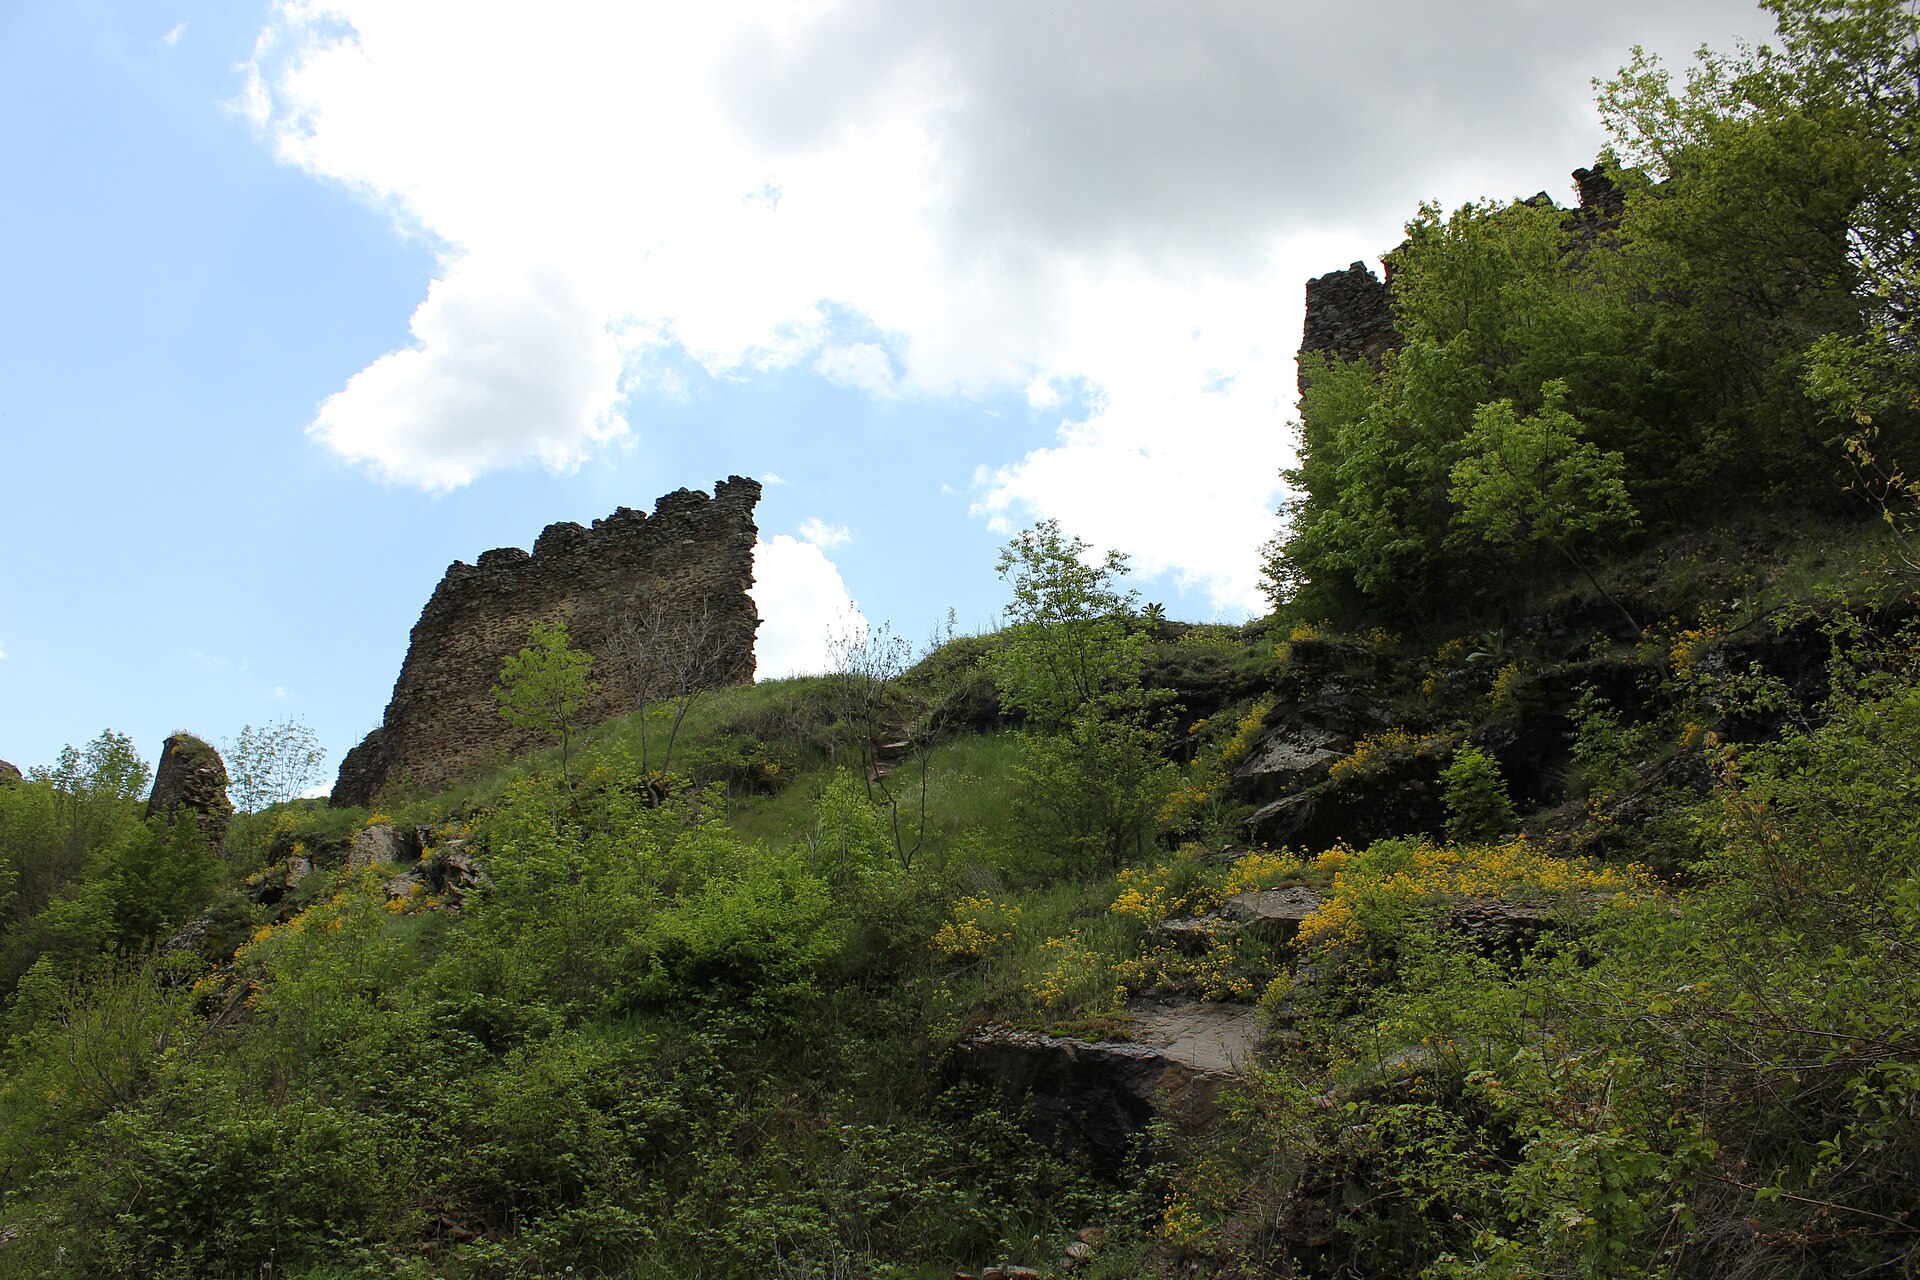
1449,379,1641,632
99,813,219,953
493,619,598,797
990,519,1150,728
990,521,1172,870
29,729,149,844
225,718,328,814
825,619,932,868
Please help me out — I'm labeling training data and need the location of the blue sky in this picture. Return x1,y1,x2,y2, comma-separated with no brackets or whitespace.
0,0,1768,786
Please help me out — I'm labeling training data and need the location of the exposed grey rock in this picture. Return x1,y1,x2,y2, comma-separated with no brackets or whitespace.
347,822,413,870
1154,915,1224,955
1234,722,1346,801
1128,995,1265,1075
164,915,212,956
951,997,1264,1170
1220,885,1325,947
380,838,489,911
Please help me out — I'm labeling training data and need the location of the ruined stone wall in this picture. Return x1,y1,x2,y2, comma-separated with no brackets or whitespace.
1299,168,1628,395
331,477,761,807
1299,260,1400,393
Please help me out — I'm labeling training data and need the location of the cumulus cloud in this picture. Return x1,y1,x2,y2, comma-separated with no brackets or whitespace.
244,0,1768,601
162,22,186,47
751,535,865,678
308,258,628,490
798,517,852,550
814,341,898,397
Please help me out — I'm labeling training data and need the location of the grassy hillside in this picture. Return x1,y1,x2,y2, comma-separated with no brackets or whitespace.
5,2,1920,1274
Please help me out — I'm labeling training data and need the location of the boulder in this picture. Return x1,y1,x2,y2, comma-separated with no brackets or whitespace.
1233,722,1346,802
381,838,489,911
145,733,234,847
1246,743,1449,850
346,822,415,870
951,997,1263,1171
1158,885,1324,954
1219,885,1324,947
1154,915,1224,955
245,856,313,915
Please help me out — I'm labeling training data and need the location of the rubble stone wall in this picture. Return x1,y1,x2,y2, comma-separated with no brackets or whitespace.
331,477,761,807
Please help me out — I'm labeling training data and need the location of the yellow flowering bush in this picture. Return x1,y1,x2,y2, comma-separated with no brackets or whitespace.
1222,849,1307,895
1159,696,1276,829
932,895,1022,959
1486,661,1528,709
1328,728,1450,783
1275,618,1329,665
1109,857,1214,926
1027,935,1124,1014
1296,836,1653,951
1188,944,1258,1000
1666,615,1728,678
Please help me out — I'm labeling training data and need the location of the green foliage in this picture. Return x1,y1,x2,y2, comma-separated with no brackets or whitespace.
1275,2,1920,626
990,519,1150,728
98,814,220,954
1450,383,1638,567
990,521,1174,873
1440,746,1518,843
493,618,597,795
808,767,892,883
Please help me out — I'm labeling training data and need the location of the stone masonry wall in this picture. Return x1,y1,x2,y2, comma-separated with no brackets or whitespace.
1299,168,1627,396
331,477,761,807
1299,260,1400,393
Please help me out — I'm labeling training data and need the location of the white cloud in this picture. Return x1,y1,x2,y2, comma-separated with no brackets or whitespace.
798,517,851,549
0,640,7,660
308,257,628,490
244,0,1769,600
814,341,897,397
750,535,865,678
163,22,186,47
761,471,787,485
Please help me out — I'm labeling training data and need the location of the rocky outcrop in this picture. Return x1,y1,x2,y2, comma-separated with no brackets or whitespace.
952,997,1264,1172
146,733,233,847
1300,260,1400,392
346,822,417,870
332,478,761,807
1160,885,1325,954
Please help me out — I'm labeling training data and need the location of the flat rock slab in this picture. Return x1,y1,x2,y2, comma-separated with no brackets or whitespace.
1234,723,1346,799
952,997,1266,1170
1223,885,1322,932
1126,996,1265,1075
